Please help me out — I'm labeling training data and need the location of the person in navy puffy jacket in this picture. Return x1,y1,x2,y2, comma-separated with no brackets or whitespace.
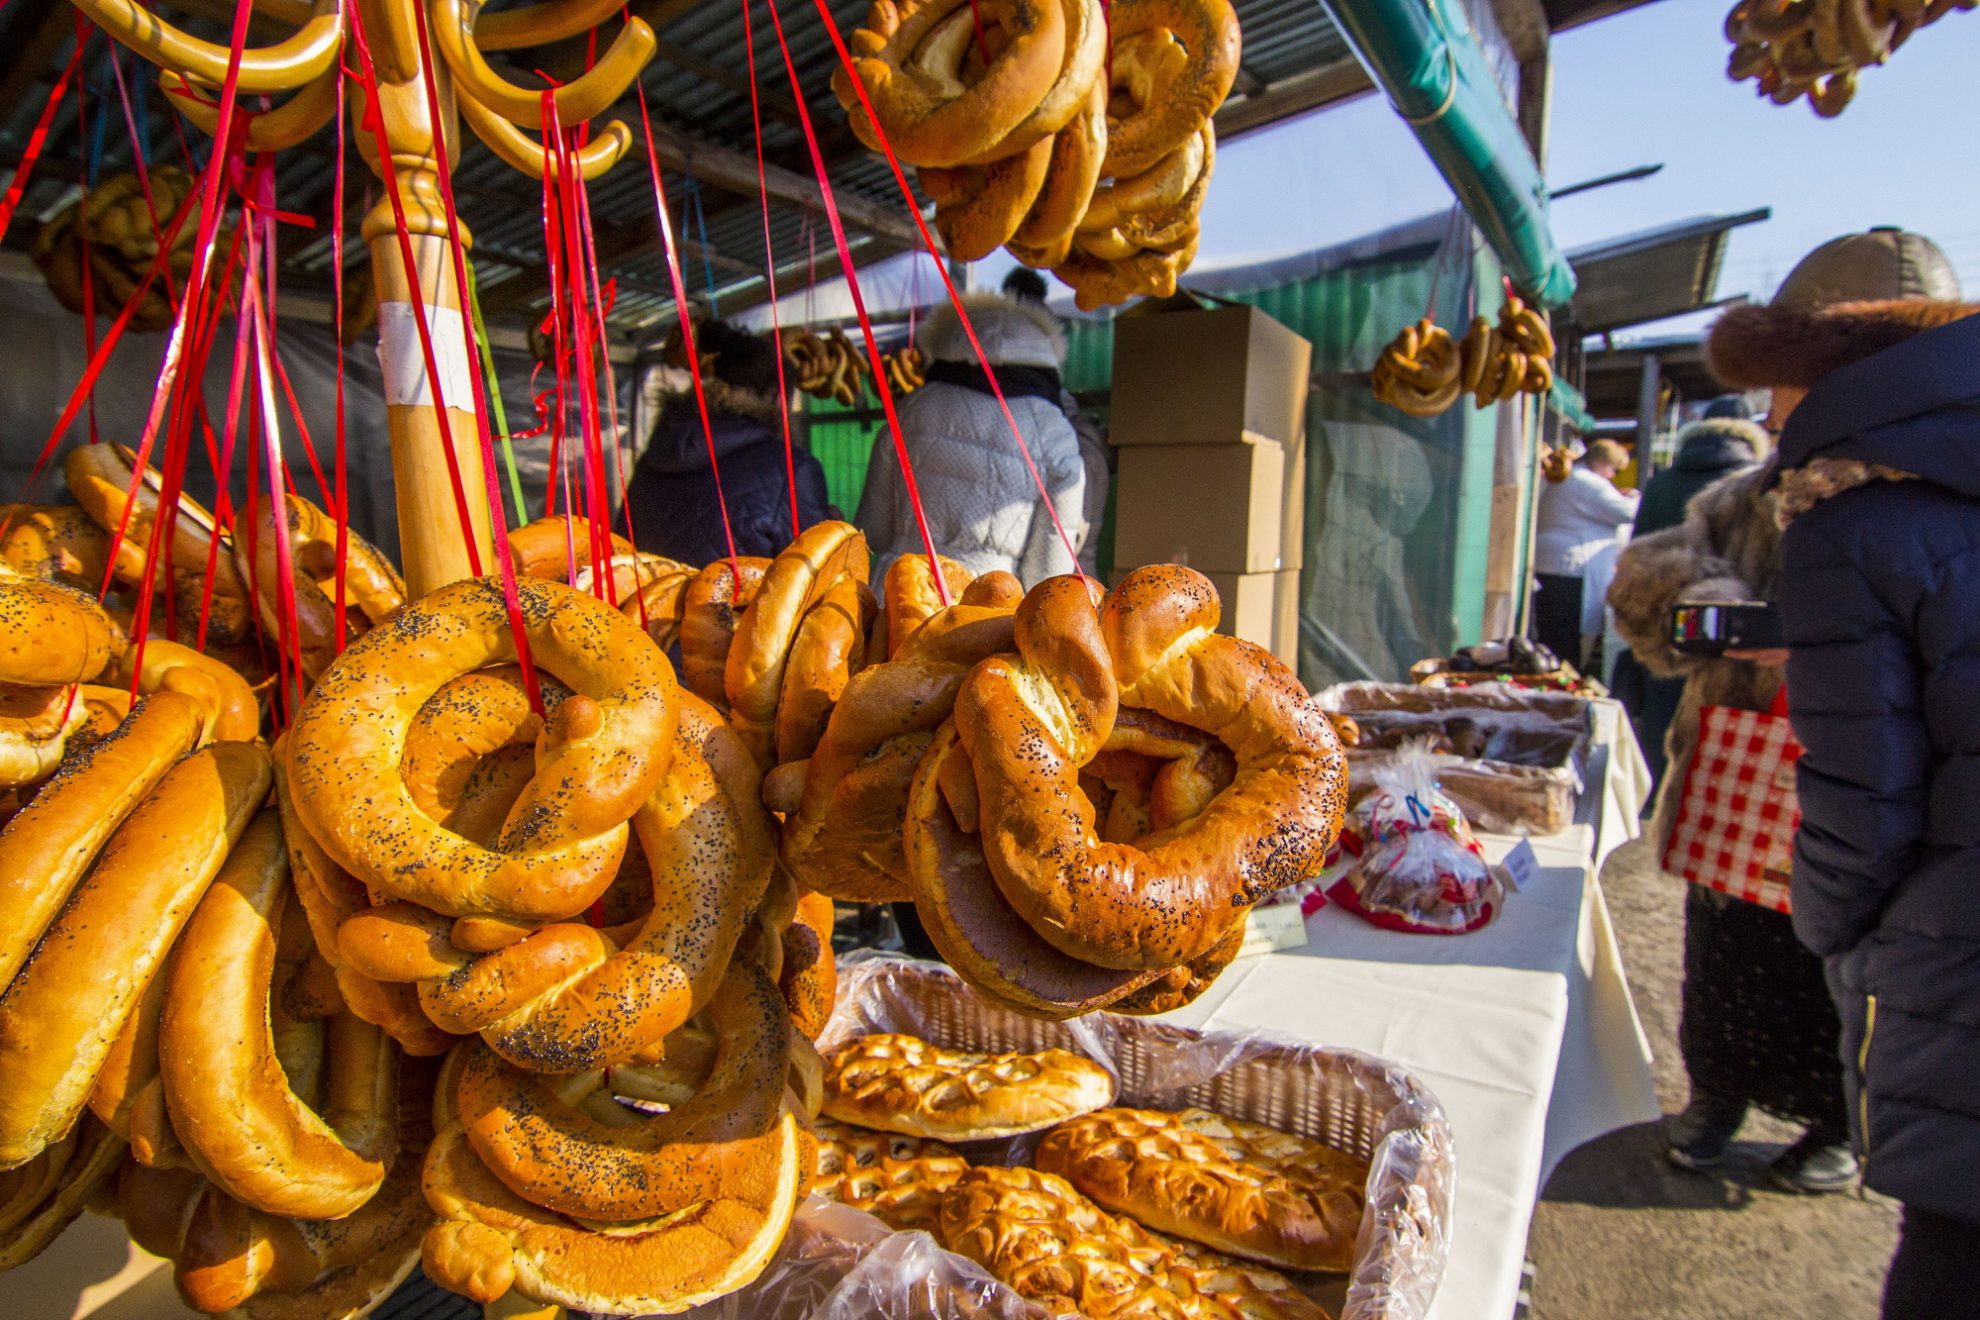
1707,228,1980,1318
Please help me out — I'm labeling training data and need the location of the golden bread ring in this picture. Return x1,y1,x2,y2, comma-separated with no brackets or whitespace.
396,664,565,851
0,574,112,687
159,810,398,1220
819,1032,1115,1140
963,0,1109,163
572,551,691,604
951,568,1345,971
288,575,679,926
924,134,1058,263
340,689,772,1073
724,521,870,768
782,598,1020,902
834,0,1068,168
1102,918,1246,1015
420,1103,802,1313
450,960,794,1221
779,890,839,1040
1037,1105,1368,1273
775,575,875,767
0,691,206,994
0,505,111,590
1100,0,1241,178
1079,127,1208,234
1373,317,1463,418
679,556,770,709
62,443,253,643
623,562,696,652
1052,241,1190,311
0,740,272,1170
1012,79,1108,251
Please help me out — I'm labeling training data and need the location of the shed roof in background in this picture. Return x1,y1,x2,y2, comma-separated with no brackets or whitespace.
1565,206,1770,333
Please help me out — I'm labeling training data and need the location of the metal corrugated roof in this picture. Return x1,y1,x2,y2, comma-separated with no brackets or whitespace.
1567,207,1771,333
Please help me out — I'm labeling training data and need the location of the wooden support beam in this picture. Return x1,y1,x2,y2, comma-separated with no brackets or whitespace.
1489,0,1551,64
1213,59,1374,140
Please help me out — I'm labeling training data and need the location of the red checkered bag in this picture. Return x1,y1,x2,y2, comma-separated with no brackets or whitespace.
1662,689,1800,913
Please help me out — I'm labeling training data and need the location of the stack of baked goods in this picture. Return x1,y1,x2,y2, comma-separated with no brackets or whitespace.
806,1029,1365,1318
783,326,874,407
833,0,1241,308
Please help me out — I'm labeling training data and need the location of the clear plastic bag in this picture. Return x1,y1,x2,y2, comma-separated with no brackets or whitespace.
1326,742,1506,935
765,952,1457,1320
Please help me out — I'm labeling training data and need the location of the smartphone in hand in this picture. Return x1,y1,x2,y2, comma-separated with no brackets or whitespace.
1670,601,1783,658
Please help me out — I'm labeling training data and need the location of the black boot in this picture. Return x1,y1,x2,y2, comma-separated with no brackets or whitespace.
1665,1091,1748,1171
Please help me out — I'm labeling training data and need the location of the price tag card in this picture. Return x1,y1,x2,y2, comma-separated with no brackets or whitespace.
1499,838,1539,893
1239,899,1311,958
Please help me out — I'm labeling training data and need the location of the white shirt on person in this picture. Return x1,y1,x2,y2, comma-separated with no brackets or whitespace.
1533,465,1638,576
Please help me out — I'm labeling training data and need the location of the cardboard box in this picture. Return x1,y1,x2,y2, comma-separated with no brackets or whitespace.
1280,431,1306,571
1110,303,1314,448
1273,569,1302,673
1201,571,1276,654
1112,437,1285,574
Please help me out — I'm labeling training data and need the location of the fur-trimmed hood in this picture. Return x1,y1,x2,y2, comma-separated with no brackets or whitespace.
1707,297,1980,391
918,292,1066,369
1671,416,1769,468
1717,298,1980,510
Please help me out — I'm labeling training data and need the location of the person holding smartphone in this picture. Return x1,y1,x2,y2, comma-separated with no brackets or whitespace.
1604,234,1965,1195
1708,230,1980,1318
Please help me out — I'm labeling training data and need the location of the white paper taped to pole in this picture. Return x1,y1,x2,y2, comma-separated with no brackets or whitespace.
376,302,477,409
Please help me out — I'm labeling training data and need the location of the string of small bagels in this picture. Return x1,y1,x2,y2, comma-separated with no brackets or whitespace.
0,0,1354,1316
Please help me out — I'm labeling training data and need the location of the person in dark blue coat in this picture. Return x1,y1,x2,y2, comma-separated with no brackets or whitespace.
1706,230,1980,1317
624,319,830,566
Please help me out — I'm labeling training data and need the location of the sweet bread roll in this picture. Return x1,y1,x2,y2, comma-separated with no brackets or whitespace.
1036,1107,1368,1272
775,575,873,767
0,739,271,1170
725,521,869,767
0,682,89,790
0,504,111,590
506,514,632,580
680,556,770,709
114,637,261,742
0,691,205,990
809,1118,966,1232
1098,0,1240,179
880,553,973,660
779,890,840,1040
820,1033,1115,1140
232,493,403,682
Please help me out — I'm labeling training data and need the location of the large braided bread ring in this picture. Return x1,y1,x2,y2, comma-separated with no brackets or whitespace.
288,575,677,926
339,687,772,1073
955,568,1346,971
1099,0,1240,178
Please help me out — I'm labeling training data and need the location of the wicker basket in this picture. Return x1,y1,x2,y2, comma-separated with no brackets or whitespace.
810,953,1457,1320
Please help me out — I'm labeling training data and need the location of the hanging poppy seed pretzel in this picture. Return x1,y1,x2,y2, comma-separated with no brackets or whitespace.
969,0,1110,162
679,556,771,709
952,568,1346,972
1078,128,1207,235
419,1102,802,1313
1098,0,1241,179
287,575,678,926
338,688,773,1074
774,575,875,767
834,0,1069,168
449,960,794,1221
1010,80,1108,256
782,596,1021,902
63,443,253,644
724,521,870,768
158,810,398,1221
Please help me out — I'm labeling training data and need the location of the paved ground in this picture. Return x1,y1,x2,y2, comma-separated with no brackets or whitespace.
1524,835,1898,1319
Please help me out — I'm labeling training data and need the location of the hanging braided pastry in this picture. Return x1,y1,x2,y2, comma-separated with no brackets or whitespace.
1724,0,1974,117
1371,318,1463,417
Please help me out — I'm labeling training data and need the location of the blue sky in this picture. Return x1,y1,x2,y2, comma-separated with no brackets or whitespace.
754,0,1980,328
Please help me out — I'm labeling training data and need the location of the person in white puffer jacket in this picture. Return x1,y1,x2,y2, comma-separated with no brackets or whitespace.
856,291,1087,585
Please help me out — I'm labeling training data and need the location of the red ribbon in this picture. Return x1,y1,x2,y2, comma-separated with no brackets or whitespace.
0,38,84,243
737,0,800,542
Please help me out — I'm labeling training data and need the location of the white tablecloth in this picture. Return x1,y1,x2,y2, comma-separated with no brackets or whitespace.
1159,697,1659,1320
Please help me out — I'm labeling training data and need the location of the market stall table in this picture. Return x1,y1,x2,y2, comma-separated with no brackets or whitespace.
1156,697,1659,1320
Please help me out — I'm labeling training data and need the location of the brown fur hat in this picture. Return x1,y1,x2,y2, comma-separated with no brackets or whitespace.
1706,298,1980,391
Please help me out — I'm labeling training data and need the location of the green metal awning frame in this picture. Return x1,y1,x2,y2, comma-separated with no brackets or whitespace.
1316,0,1577,309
